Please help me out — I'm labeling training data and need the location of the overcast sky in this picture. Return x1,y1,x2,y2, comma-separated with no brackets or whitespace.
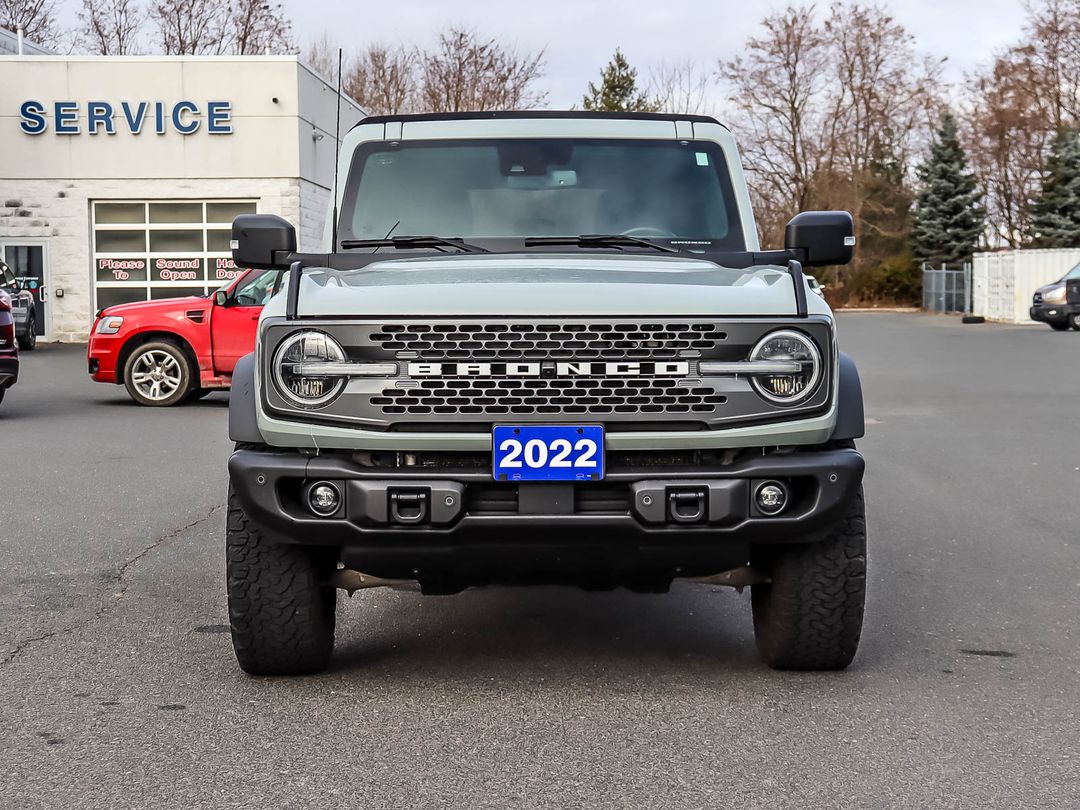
279,0,1030,109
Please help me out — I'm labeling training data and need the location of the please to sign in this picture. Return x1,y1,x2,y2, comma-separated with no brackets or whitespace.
19,100,233,135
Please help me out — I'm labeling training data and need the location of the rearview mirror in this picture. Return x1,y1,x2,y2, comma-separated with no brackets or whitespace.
213,290,228,307
232,214,296,270
785,211,855,267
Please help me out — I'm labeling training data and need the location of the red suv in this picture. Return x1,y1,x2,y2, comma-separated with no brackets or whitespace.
88,267,285,406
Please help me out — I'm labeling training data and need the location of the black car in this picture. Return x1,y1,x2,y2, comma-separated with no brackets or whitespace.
1030,262,1080,331
0,259,37,350
0,289,19,406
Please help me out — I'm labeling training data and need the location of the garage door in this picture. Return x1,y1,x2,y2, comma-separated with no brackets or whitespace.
92,200,256,312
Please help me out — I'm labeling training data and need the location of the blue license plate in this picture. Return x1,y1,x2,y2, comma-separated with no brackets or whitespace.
492,425,604,481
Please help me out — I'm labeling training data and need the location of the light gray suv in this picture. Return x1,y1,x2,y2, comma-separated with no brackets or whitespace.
225,112,867,676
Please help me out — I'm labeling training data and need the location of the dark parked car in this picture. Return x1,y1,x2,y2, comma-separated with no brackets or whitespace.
0,289,19,406
1030,262,1080,331
0,259,37,350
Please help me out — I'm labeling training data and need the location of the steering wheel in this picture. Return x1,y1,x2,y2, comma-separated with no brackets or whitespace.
621,226,677,238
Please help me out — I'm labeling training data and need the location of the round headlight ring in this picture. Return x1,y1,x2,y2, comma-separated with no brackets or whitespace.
749,329,822,405
272,330,348,409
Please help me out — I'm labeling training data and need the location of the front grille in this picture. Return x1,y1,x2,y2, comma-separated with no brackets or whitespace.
370,322,727,360
370,377,726,416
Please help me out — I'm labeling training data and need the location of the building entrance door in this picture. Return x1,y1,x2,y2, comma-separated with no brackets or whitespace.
2,242,49,339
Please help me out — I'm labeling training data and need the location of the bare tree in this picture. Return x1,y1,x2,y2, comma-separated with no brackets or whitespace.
650,59,712,115
77,0,143,54
419,27,546,112
230,0,291,55
304,32,337,82
150,0,227,54
0,0,59,44
347,44,417,115
720,5,830,242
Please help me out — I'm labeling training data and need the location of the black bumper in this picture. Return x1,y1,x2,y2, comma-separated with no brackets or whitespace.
0,354,18,389
229,447,865,583
1030,303,1077,324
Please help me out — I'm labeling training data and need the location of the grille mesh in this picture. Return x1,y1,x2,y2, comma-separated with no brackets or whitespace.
370,322,726,360
371,378,726,417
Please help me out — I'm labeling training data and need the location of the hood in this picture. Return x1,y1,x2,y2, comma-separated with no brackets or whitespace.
1036,280,1065,296
99,295,208,317
268,253,828,319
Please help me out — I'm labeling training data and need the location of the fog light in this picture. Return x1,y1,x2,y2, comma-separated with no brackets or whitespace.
308,482,341,517
755,481,788,516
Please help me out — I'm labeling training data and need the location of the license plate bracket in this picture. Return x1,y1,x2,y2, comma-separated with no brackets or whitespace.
492,425,605,481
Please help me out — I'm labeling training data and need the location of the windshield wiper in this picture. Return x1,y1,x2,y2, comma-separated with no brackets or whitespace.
523,234,680,253
339,235,489,253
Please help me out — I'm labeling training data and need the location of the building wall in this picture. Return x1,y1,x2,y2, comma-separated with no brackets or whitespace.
0,177,301,341
0,55,366,341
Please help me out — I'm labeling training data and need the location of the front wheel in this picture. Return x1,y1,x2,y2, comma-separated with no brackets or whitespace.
1069,313,1080,331
122,341,193,406
751,488,867,671
17,314,36,350
226,485,337,676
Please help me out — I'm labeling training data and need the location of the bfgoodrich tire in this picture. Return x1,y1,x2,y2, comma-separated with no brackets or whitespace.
751,488,867,671
226,485,337,676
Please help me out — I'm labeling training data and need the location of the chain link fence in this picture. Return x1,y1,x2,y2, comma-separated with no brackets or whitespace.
922,263,971,314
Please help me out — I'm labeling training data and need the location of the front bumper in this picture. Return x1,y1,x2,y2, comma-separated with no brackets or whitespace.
87,331,123,383
229,446,864,583
0,353,18,389
1030,303,1077,325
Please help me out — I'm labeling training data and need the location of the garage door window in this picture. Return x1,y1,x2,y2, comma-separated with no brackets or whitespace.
92,200,257,311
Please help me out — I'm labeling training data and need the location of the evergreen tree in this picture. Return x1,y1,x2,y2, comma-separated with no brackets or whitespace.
582,49,659,112
911,112,984,265
1031,128,1080,247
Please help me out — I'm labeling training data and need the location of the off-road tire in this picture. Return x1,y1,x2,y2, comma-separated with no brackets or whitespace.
17,314,36,350
1069,313,1080,330
751,488,866,671
226,485,337,675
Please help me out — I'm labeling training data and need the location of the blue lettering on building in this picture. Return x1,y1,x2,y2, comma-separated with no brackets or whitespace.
17,101,234,136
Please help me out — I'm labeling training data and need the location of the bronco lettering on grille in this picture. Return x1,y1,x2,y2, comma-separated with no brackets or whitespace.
407,361,691,377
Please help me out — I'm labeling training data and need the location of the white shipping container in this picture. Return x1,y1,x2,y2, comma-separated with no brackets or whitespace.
972,249,1080,323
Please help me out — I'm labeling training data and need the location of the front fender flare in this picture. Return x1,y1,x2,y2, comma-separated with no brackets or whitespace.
229,352,264,444
830,351,865,441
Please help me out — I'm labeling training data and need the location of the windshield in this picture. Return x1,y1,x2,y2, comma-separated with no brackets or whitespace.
339,138,744,249
1063,262,1080,281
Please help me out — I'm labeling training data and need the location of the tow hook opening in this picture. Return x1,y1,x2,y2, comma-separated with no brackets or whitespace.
389,489,430,524
667,488,708,524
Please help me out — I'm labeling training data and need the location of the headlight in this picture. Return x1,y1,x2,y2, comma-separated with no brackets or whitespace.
95,315,124,334
273,331,348,408
1043,286,1067,304
749,329,822,405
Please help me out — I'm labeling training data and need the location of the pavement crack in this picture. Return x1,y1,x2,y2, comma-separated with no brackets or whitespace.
1,503,225,666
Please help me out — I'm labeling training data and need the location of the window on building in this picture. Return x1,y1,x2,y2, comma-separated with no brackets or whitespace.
92,200,257,311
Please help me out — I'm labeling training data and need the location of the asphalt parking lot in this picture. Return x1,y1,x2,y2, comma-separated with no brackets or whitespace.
2,312,1079,808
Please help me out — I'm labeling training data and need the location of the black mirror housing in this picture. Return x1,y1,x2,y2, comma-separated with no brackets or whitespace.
232,214,297,270
785,211,855,267
213,290,229,306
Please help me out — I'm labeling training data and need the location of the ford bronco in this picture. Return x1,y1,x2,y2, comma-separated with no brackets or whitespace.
225,112,867,676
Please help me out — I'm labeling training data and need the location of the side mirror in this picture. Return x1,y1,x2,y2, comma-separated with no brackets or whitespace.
231,214,296,270
785,211,855,267
213,290,229,307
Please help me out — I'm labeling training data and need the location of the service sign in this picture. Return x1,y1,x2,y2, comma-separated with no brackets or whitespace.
96,257,147,282
152,258,204,282
19,100,233,136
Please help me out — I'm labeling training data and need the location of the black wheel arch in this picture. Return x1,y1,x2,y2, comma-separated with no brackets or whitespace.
830,352,865,441
229,352,265,443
